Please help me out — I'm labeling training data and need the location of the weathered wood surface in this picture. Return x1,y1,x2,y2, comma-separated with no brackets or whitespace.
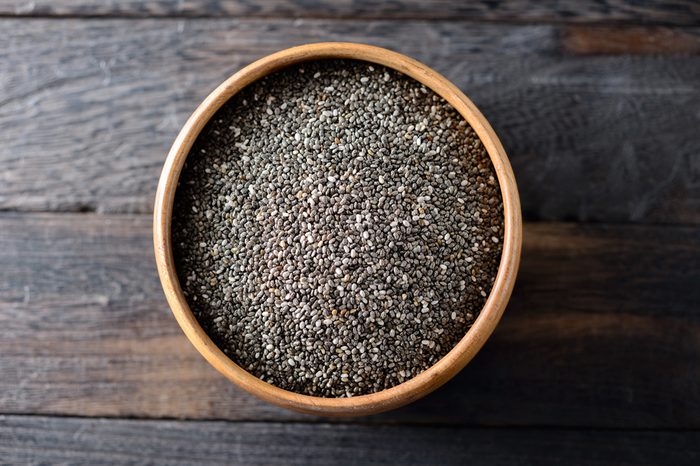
2,415,699,466
1,19,699,223
1,3,698,463
2,0,699,24
563,25,700,55
1,213,698,427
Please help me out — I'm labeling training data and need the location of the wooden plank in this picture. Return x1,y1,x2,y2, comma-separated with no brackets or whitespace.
0,213,293,421
1,416,699,466
1,213,699,427
1,19,699,223
0,0,698,25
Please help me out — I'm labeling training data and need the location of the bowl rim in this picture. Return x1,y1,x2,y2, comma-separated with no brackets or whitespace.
153,42,522,416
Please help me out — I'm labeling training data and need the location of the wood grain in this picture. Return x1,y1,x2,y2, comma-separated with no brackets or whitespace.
2,416,699,465
0,0,698,24
1,213,698,427
564,25,700,55
1,19,699,223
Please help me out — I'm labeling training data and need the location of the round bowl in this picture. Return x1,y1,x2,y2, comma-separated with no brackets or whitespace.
154,42,521,416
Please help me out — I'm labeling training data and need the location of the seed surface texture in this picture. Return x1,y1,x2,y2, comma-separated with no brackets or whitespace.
173,60,504,397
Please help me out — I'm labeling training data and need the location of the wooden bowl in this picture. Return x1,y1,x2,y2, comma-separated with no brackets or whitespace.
154,42,522,416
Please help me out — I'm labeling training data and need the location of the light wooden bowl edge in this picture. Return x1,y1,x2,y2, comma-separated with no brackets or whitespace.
153,42,522,417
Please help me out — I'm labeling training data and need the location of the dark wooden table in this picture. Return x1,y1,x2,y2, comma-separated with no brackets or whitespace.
1,1,699,464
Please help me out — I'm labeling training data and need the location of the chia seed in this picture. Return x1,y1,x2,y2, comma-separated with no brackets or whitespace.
173,60,504,398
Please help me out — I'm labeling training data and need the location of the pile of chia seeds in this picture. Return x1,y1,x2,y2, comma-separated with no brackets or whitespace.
173,60,504,398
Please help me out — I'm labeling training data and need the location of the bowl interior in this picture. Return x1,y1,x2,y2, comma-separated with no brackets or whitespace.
153,42,521,416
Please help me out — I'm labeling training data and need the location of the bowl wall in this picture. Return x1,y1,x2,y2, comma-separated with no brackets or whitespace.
153,42,522,416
